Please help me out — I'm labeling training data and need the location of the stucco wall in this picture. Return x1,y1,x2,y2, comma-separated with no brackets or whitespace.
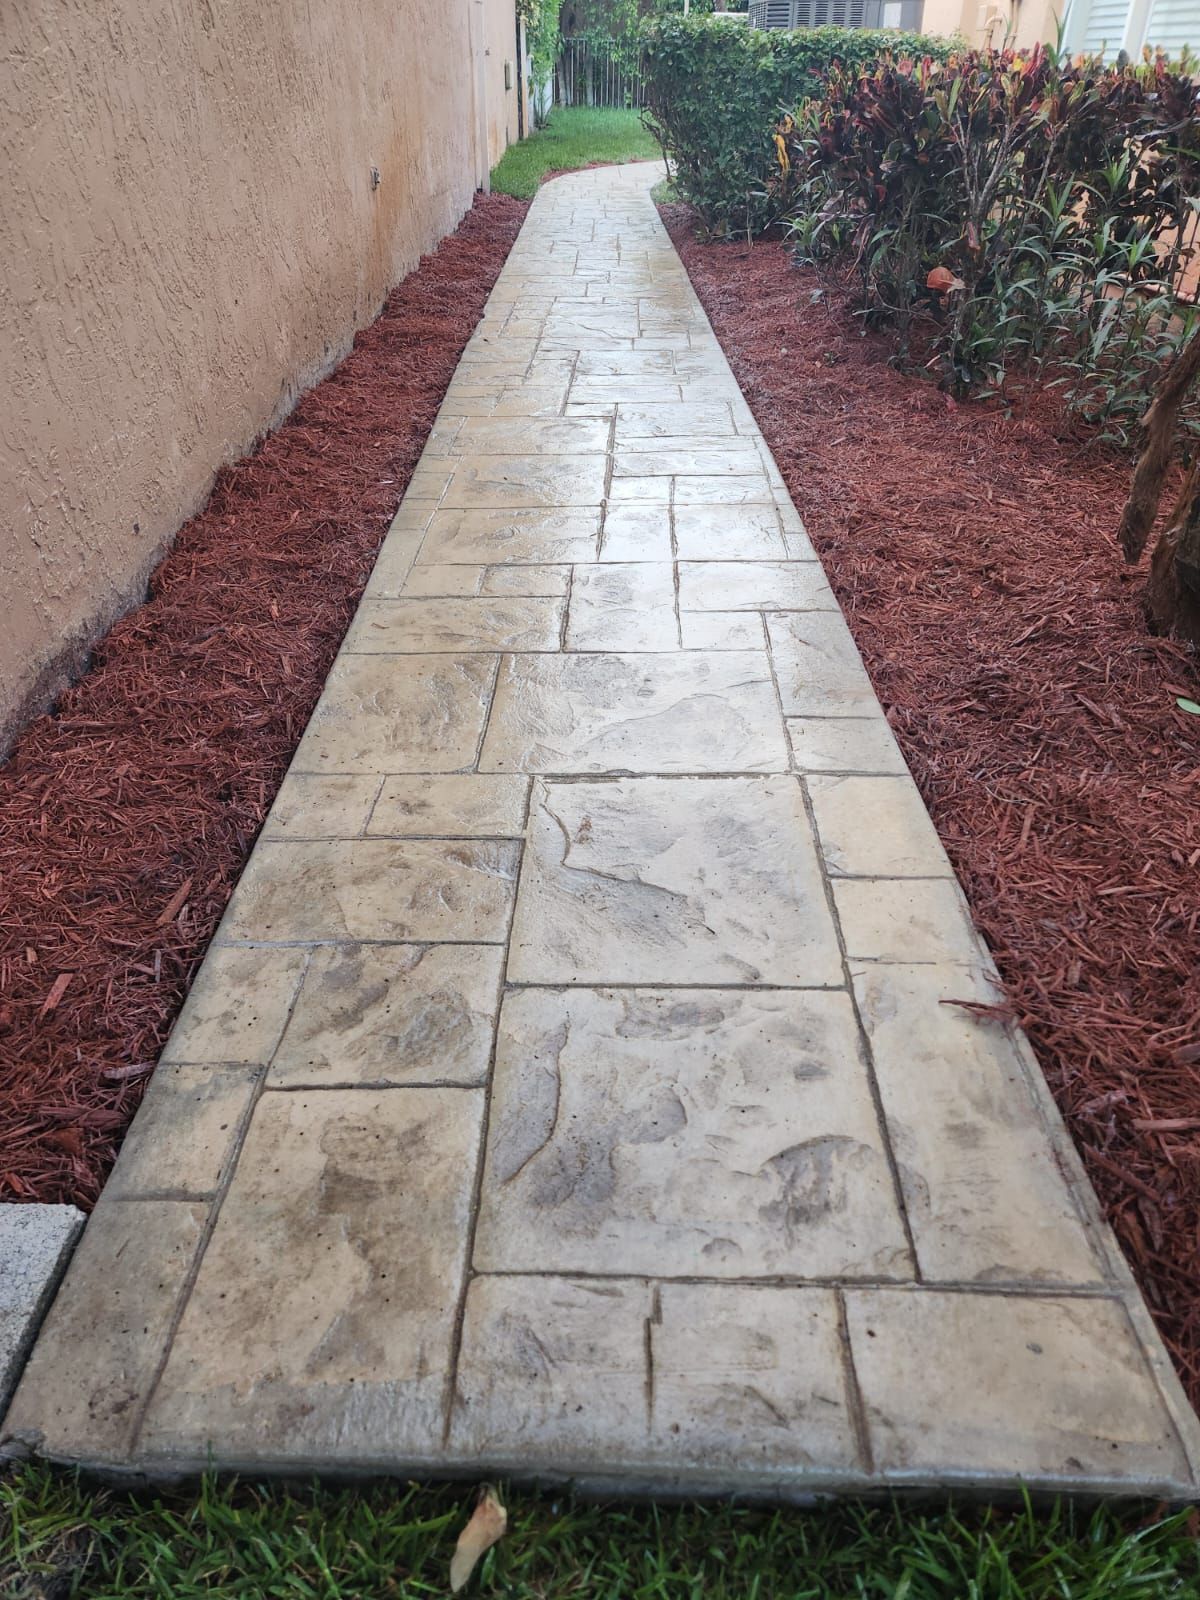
484,0,523,163
1,0,517,751
920,0,1063,45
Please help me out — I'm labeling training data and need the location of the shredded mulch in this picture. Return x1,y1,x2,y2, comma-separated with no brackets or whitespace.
663,204,1200,1405
0,192,528,1209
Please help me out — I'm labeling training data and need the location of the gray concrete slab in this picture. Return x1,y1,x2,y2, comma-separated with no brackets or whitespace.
0,1205,84,1419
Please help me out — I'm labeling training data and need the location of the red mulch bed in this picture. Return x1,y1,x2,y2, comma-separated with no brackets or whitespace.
0,192,528,1209
663,204,1200,1405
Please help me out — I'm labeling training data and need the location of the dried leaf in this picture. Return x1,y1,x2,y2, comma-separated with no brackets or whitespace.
449,1487,507,1593
926,266,965,292
100,1061,155,1083
44,1127,84,1156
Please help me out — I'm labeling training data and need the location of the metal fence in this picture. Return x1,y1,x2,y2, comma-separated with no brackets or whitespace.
554,37,646,109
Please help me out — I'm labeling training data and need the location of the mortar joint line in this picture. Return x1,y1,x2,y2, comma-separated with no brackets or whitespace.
796,769,922,1282
835,1287,875,1476
128,945,316,1450
439,813,526,1447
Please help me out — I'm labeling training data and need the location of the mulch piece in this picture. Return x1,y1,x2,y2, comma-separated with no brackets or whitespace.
662,205,1200,1407
0,192,528,1210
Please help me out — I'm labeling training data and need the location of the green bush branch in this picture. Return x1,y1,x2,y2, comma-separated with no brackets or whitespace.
641,15,952,236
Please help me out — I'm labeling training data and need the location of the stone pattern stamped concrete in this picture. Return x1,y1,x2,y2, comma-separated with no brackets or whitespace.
5,166,1200,1499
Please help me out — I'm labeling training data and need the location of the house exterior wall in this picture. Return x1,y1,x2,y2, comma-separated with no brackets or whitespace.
920,0,1065,46
0,0,518,751
923,0,1191,52
483,0,523,163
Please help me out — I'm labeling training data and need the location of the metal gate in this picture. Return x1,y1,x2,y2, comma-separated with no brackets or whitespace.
554,37,646,108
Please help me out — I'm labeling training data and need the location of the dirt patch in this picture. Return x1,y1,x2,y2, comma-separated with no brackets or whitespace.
0,192,528,1209
662,204,1200,1406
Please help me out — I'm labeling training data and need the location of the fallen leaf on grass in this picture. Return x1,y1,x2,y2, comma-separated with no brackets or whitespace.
449,1486,507,1593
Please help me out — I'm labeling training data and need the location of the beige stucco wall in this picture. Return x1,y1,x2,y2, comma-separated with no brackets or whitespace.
921,0,1063,46
1,0,518,751
483,0,523,164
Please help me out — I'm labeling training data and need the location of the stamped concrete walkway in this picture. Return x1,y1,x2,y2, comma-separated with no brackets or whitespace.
7,165,1200,1499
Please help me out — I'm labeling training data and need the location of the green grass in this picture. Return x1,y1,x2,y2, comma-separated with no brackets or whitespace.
489,108,660,199
3,1465,1198,1599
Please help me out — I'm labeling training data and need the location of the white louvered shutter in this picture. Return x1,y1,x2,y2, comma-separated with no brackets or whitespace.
1144,0,1198,58
1080,0,1135,58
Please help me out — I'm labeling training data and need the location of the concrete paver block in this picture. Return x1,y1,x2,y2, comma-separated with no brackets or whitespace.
105,1063,258,1198
614,403,737,438
809,774,955,878
269,943,504,1086
345,596,564,654
852,962,1105,1285
787,716,908,777
262,775,382,839
0,1205,84,1419
160,945,308,1063
479,651,786,774
218,839,519,944
451,1276,651,1470
479,563,572,598
679,611,767,650
768,612,879,716
4,1201,205,1461
139,1088,482,1467
832,877,986,962
453,417,611,455
366,774,529,837
290,652,497,774
845,1289,1192,1492
612,445,765,479
507,777,842,986
598,505,673,561
672,504,789,560
442,455,607,509
476,986,910,1278
566,563,678,652
678,559,837,612
651,1284,860,1477
416,508,600,565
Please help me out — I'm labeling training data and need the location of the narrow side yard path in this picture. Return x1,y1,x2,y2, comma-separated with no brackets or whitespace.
6,165,1199,1499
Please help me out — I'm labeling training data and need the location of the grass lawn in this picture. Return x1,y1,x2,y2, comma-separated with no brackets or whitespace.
3,1466,1198,1599
489,108,660,199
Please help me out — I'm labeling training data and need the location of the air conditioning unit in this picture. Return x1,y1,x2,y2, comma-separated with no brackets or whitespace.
749,0,923,26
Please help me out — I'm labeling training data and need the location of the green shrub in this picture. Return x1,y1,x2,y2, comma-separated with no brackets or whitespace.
781,44,1200,429
641,14,952,235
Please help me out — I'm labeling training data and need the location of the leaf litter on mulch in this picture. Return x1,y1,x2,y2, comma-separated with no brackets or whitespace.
662,204,1200,1406
0,192,528,1209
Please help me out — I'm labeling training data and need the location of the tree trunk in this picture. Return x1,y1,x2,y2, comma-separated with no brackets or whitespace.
1146,459,1200,647
1117,325,1200,564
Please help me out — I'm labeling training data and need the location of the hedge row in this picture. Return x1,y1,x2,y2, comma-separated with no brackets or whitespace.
641,16,953,235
